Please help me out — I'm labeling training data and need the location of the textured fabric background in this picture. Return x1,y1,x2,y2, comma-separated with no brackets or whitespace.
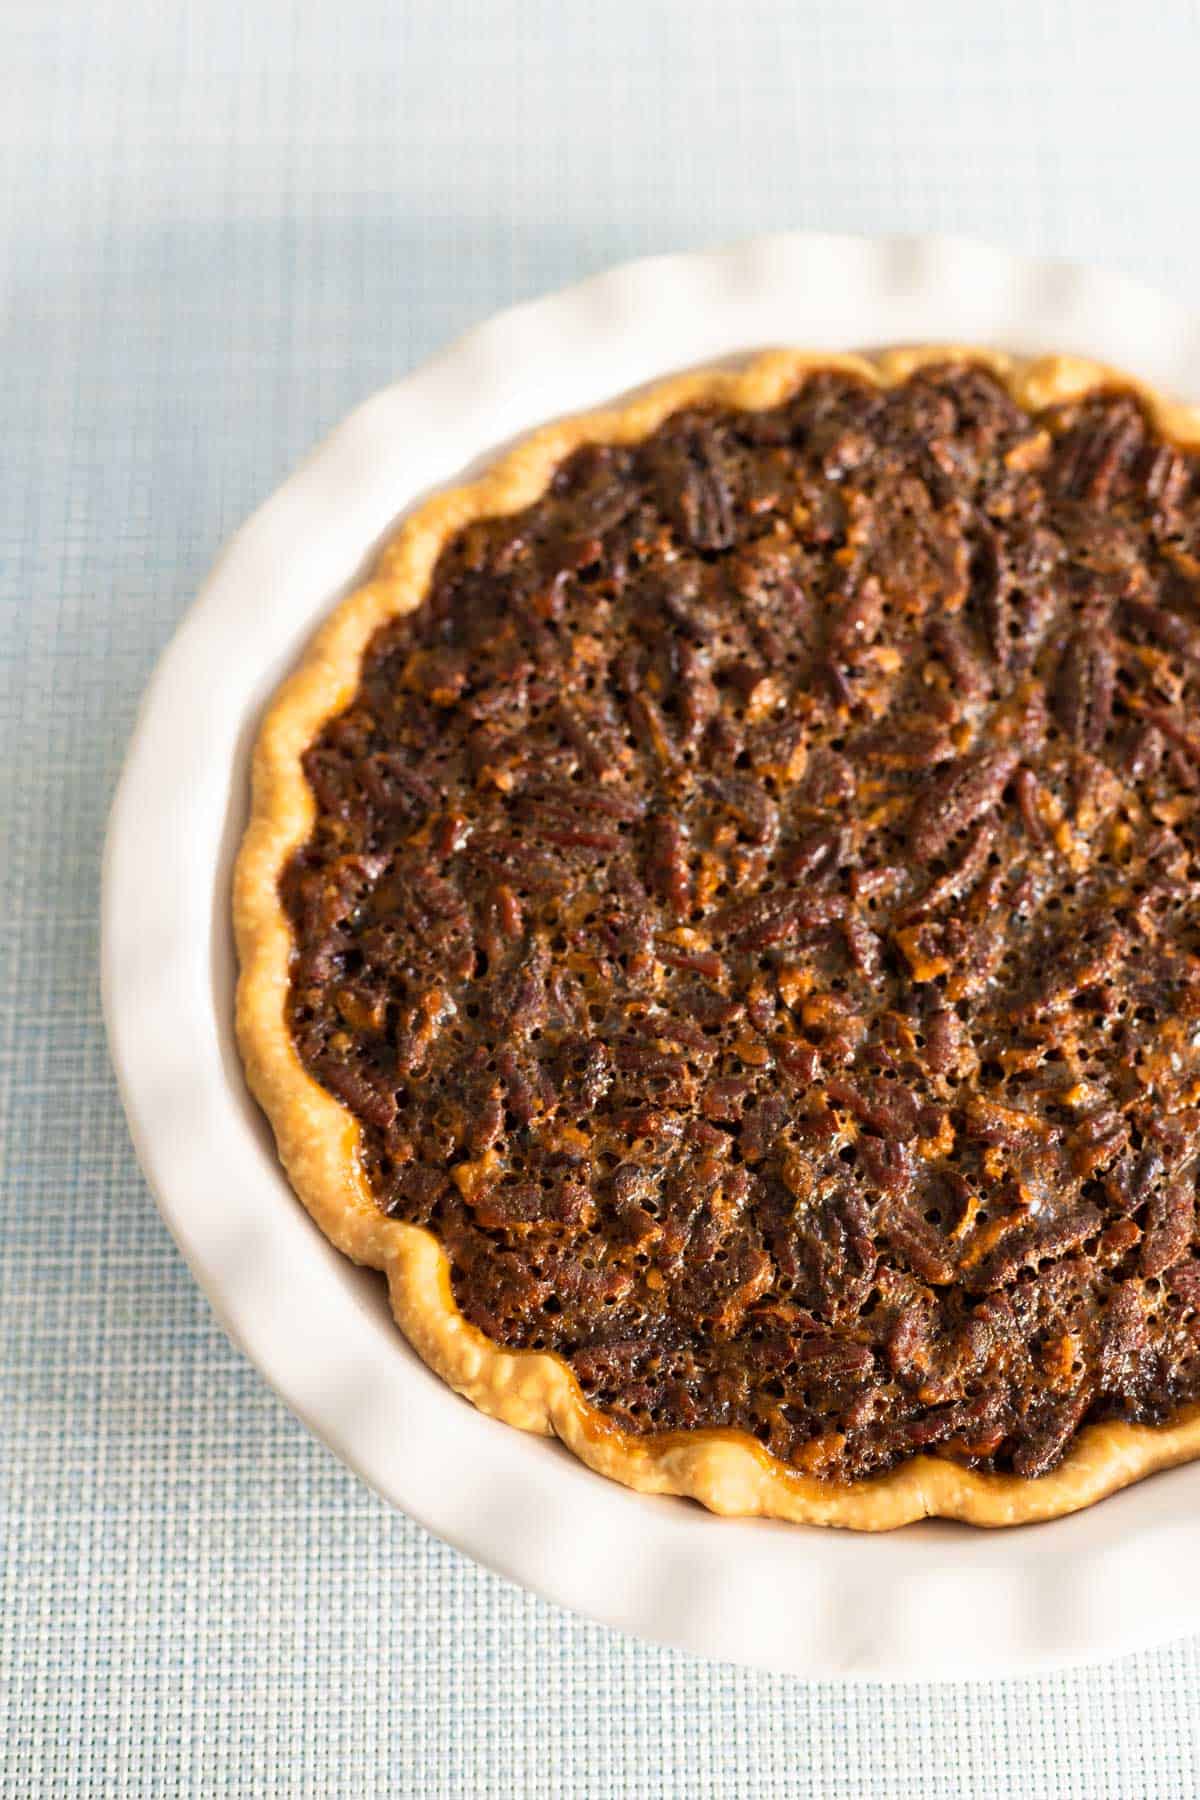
6,1,1200,1793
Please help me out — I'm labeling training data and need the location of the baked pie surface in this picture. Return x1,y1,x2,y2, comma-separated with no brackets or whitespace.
235,347,1200,1527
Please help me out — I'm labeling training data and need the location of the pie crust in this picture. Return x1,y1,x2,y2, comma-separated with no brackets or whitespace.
235,346,1200,1528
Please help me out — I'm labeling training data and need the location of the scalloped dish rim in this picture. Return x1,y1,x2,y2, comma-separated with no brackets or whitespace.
104,233,1200,1676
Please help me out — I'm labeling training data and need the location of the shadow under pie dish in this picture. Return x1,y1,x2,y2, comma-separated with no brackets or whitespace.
234,344,1200,1529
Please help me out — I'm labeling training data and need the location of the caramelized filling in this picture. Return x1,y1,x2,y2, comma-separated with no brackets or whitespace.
283,364,1200,1481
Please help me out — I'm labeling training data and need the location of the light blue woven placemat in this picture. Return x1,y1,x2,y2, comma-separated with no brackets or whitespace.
5,3,1200,1793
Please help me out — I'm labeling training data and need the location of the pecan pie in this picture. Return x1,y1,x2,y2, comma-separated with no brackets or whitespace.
235,348,1200,1526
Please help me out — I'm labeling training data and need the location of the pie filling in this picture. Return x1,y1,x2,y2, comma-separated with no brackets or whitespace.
281,363,1200,1484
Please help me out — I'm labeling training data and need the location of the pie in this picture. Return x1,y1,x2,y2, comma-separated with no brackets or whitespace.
235,346,1200,1528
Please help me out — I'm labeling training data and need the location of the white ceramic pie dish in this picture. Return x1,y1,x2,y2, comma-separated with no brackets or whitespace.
103,233,1200,1678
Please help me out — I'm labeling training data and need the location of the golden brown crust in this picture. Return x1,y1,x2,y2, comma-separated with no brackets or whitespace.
235,345,1200,1528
